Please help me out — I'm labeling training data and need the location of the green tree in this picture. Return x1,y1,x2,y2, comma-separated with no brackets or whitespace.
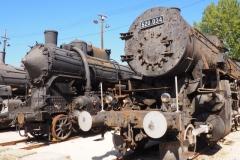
194,0,240,59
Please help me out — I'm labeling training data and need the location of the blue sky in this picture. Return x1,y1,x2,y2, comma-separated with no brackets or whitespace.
0,0,219,66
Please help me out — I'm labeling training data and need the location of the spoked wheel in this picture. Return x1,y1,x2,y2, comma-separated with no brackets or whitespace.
183,124,197,153
52,114,72,141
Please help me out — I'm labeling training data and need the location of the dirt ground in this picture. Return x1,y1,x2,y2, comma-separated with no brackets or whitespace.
196,129,240,160
1,127,240,160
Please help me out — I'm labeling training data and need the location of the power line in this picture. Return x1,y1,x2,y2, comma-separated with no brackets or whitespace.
11,0,208,45
181,0,206,9
9,15,98,38
9,0,172,38
12,24,131,45
59,24,130,41
102,0,171,16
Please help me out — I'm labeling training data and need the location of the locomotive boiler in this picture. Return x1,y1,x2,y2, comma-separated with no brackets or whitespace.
6,30,140,140
78,7,240,159
0,51,27,128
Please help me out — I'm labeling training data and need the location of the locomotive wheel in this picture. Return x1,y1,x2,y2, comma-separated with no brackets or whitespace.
183,124,196,153
52,114,72,141
91,126,102,133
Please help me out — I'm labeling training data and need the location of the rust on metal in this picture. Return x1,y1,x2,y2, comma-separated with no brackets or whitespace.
123,87,170,92
17,113,25,124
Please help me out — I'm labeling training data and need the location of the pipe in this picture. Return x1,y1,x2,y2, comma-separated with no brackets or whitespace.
197,88,217,93
92,113,105,126
192,125,209,136
100,82,104,112
175,76,179,112
78,111,106,131
72,47,91,95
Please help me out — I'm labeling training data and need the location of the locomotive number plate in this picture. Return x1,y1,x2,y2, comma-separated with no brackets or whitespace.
140,16,164,29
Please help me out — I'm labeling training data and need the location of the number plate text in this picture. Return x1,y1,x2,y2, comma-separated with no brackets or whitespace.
140,16,164,29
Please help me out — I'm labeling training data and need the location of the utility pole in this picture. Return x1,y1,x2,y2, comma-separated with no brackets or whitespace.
0,29,10,63
1,29,10,52
93,14,109,49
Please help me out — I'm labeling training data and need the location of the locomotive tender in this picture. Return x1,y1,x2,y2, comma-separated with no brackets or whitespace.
3,30,140,140
78,7,240,159
0,51,27,128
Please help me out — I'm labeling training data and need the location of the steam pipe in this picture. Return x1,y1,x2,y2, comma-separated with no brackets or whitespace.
72,47,91,94
192,125,209,136
175,76,179,112
100,82,104,112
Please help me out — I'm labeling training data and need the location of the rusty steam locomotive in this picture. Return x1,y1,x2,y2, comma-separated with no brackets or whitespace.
0,51,27,128
1,30,140,140
78,7,240,159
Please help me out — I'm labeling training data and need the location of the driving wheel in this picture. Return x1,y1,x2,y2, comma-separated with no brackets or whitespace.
52,114,72,141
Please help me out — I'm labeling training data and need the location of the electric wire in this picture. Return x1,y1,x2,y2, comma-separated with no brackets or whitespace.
9,0,171,38
10,0,206,45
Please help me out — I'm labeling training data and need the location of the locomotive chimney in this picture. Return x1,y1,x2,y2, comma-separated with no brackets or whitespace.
44,30,58,46
0,51,5,63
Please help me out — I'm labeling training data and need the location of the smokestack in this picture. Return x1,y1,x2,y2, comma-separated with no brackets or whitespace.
44,30,58,45
0,51,5,63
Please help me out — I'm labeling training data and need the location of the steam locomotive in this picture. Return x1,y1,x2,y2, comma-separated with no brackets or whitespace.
0,51,27,128
1,30,140,140
78,7,240,159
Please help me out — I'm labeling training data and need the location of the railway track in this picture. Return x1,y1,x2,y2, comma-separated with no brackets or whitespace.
0,137,33,146
0,129,118,160
0,135,84,150
0,128,102,150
